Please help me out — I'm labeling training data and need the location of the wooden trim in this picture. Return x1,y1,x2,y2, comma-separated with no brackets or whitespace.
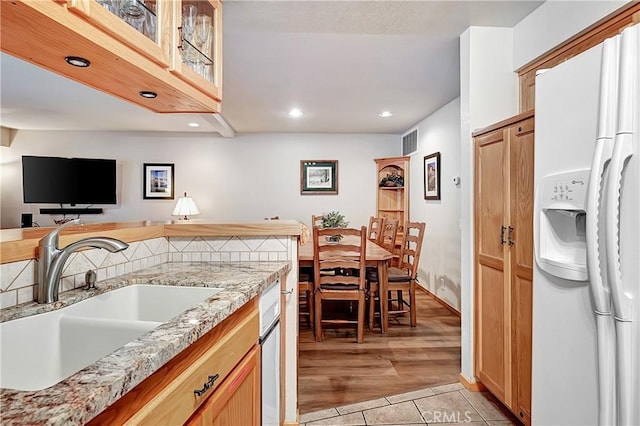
164,222,304,238
459,373,486,392
517,2,640,112
472,110,535,138
517,2,640,75
0,221,304,264
417,285,461,317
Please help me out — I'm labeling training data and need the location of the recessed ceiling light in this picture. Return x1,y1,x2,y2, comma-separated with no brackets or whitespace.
188,122,200,128
288,108,303,118
64,56,90,68
378,111,393,118
139,91,158,99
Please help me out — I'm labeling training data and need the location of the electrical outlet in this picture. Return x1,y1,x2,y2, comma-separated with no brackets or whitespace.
439,277,445,291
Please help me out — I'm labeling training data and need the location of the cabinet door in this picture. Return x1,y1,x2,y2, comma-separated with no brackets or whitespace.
67,0,171,67
170,0,222,101
509,117,534,424
188,345,261,426
474,128,510,404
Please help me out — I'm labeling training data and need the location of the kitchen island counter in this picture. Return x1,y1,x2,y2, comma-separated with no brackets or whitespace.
0,261,290,425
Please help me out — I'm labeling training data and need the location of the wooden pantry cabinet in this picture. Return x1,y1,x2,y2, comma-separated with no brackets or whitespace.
88,299,260,426
473,111,534,425
0,0,222,113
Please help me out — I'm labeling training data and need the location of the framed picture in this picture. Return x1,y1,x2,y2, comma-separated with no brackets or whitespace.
424,152,441,200
143,163,174,199
300,160,338,195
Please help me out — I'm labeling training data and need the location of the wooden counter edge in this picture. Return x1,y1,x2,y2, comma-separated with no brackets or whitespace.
0,222,304,264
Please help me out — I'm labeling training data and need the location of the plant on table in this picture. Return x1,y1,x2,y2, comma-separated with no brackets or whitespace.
320,211,348,242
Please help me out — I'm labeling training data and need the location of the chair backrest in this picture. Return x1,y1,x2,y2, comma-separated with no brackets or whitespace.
379,218,399,252
397,221,426,279
313,226,367,291
311,214,324,228
367,216,385,244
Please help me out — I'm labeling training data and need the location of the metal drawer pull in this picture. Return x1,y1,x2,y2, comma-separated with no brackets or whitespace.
282,288,293,295
194,374,220,397
508,226,515,246
500,225,507,245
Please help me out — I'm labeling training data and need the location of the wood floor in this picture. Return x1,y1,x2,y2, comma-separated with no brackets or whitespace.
297,290,462,414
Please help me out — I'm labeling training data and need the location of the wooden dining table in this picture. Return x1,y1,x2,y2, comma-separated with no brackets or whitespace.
298,237,394,333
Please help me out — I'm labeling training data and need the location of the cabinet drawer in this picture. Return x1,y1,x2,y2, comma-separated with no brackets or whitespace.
514,118,534,135
126,309,259,425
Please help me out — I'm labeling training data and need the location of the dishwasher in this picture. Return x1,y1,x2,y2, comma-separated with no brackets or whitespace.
259,279,281,426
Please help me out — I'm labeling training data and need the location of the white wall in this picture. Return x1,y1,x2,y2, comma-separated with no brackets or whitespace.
407,98,461,310
513,0,629,70
0,131,398,229
459,26,518,382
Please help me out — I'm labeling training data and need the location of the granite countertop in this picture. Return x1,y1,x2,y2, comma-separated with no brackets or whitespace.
0,261,290,425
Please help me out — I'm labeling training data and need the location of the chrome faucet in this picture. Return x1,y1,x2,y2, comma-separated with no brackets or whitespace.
37,219,129,303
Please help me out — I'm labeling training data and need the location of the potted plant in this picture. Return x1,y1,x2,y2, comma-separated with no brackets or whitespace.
321,211,348,242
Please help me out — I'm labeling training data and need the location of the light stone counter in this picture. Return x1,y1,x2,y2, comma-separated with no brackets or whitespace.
0,261,290,425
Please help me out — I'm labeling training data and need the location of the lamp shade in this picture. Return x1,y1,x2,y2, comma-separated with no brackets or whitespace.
172,192,200,220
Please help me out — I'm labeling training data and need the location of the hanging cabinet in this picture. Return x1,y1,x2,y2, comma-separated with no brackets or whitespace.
170,0,223,102
473,111,534,425
375,156,410,254
0,0,221,113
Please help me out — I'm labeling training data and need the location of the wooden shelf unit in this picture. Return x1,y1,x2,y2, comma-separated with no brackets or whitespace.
375,156,410,251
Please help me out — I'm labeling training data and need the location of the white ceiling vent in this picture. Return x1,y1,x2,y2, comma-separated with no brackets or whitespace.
402,129,418,156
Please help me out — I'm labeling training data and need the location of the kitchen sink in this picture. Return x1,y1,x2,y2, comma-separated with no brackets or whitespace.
0,285,223,391
63,284,224,322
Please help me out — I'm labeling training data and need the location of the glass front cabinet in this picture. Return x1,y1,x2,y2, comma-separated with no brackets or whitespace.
171,0,222,101
67,0,222,103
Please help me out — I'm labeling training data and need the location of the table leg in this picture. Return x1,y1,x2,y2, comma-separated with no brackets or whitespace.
377,260,389,334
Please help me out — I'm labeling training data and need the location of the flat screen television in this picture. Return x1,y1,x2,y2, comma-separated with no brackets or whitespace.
22,155,117,205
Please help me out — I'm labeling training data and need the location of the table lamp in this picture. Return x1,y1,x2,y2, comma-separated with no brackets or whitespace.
172,192,200,220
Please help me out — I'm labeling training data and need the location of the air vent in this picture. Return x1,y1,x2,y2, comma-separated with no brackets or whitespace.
402,129,418,155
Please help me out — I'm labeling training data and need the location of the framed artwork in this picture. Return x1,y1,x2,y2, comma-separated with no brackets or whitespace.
143,163,174,199
300,160,338,195
424,152,441,200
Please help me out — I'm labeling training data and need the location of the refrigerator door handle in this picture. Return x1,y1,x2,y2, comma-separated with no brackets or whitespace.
605,23,638,426
586,35,619,426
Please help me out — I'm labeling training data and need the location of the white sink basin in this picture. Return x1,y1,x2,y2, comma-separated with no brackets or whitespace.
64,284,223,322
0,285,223,391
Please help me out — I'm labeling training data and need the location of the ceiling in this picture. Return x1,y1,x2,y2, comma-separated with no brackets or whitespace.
0,1,543,137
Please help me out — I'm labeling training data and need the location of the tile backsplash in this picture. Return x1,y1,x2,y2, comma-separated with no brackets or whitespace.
0,235,292,310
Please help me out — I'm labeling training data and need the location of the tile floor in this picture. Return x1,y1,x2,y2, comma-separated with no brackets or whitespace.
299,382,520,426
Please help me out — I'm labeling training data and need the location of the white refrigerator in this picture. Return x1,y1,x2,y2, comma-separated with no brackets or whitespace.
532,24,639,425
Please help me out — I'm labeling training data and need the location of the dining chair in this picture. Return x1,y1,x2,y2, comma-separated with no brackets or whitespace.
367,221,425,329
311,214,324,228
378,218,399,253
367,218,398,330
367,216,385,244
313,226,367,343
298,267,314,329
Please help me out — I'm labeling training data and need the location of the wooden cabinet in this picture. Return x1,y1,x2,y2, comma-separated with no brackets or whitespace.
88,299,259,425
473,111,534,425
0,0,221,113
169,0,223,102
67,0,171,67
186,345,261,426
375,156,410,247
